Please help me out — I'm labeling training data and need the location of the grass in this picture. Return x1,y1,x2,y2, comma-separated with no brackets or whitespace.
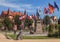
23,36,49,39
8,34,17,39
7,34,60,39
8,34,49,39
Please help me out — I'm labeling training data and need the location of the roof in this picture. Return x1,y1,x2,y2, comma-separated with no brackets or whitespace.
1,9,24,17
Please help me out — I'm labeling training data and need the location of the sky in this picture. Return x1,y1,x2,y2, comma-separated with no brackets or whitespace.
0,0,60,19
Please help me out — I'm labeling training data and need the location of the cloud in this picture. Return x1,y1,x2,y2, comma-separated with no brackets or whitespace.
0,0,37,13
0,0,5,2
0,3,18,8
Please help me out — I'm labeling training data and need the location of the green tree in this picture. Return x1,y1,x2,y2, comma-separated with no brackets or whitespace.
14,15,22,26
43,15,50,32
3,17,13,39
14,15,22,34
3,17,13,30
58,24,60,37
25,19,33,27
43,15,50,25
25,18,33,34
0,18,4,30
48,24,59,37
58,17,60,37
48,24,55,37
0,23,3,30
14,15,22,40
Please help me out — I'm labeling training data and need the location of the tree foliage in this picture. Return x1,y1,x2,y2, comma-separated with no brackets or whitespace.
14,15,22,25
3,17,13,30
25,19,33,27
43,15,50,25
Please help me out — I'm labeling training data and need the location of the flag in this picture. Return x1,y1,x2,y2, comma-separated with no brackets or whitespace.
48,3,55,14
28,16,32,20
19,15,26,20
19,16,23,20
54,2,59,11
32,14,35,18
44,7,49,14
38,9,41,14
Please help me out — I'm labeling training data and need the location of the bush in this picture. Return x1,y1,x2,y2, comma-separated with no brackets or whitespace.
48,24,54,33
53,32,59,38
0,23,3,28
58,24,60,37
48,24,56,37
48,32,54,37
14,15,22,25
48,24,60,38
3,17,13,30
25,19,33,27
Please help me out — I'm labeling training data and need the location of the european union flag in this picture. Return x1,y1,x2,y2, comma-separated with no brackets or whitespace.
54,2,59,11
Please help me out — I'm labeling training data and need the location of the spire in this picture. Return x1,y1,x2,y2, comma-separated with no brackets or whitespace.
36,9,40,20
8,8,10,11
24,10,26,15
7,8,10,15
6,8,10,17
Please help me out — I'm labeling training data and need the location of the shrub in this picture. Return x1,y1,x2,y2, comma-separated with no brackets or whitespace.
48,24,60,38
48,24,55,37
58,24,60,37
0,23,3,28
3,17,13,30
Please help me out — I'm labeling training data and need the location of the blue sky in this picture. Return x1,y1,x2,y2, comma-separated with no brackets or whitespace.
0,0,60,19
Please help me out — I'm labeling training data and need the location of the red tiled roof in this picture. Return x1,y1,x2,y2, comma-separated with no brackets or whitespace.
2,11,7,15
1,10,24,17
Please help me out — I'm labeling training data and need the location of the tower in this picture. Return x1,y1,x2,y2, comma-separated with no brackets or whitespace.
35,9,43,34
36,9,40,20
24,10,27,15
6,8,10,17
